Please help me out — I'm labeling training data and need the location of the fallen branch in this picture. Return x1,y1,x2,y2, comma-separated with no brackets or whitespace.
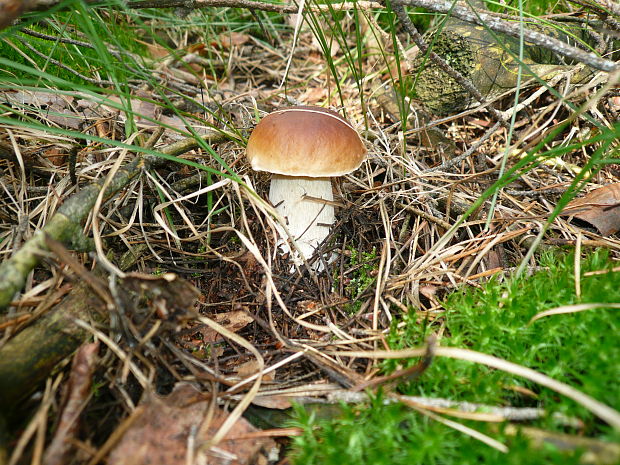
0,279,106,411
1,0,381,28
128,0,381,11
325,390,581,425
0,156,144,312
0,236,202,412
393,0,618,73
0,132,224,311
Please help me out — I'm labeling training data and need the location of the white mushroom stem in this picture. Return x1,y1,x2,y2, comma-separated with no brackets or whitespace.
269,174,335,266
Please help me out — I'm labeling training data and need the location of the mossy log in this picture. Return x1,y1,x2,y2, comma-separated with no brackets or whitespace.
413,18,595,115
0,281,105,413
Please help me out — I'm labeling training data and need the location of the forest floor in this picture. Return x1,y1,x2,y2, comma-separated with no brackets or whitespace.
0,2,619,464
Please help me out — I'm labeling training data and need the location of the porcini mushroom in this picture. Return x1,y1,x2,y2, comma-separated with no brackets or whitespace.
246,106,366,268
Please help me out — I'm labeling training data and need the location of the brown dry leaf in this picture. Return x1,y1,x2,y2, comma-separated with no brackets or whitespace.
42,147,67,167
134,38,173,60
562,184,620,236
236,359,261,377
144,41,171,60
299,87,327,105
3,90,83,129
235,359,275,381
187,43,206,55
2,90,111,130
201,310,254,343
419,284,439,300
108,383,276,465
186,62,203,73
129,89,162,126
482,248,504,271
250,395,292,410
218,32,251,49
43,342,99,465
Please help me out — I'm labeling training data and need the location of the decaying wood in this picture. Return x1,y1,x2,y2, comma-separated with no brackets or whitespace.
406,9,596,114
391,2,510,123
393,0,618,73
0,280,106,412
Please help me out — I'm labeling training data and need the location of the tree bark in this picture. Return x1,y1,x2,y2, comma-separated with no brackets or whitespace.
0,280,105,412
393,0,618,73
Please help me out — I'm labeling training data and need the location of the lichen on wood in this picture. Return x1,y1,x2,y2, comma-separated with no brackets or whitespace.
0,281,105,412
413,19,594,115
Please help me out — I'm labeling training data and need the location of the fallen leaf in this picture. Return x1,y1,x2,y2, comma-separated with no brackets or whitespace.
144,41,171,60
419,284,439,300
131,89,161,125
186,62,204,73
187,43,206,54
218,32,250,49
8,90,83,129
299,87,327,105
235,359,275,381
482,248,504,271
42,147,67,167
562,184,620,236
3,90,108,131
201,310,254,343
0,0,23,29
43,342,99,465
108,383,277,465
250,395,292,410
236,359,261,377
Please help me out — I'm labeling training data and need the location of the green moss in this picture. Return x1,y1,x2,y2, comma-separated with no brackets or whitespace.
346,247,377,298
343,246,378,313
289,249,620,464
289,393,589,465
388,249,620,427
1,11,147,86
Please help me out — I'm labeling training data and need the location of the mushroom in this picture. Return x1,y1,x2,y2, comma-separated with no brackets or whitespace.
246,106,367,268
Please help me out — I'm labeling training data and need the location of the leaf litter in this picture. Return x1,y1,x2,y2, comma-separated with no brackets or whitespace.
1,4,619,464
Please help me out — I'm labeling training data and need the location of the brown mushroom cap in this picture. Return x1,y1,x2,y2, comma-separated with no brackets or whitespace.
246,106,367,177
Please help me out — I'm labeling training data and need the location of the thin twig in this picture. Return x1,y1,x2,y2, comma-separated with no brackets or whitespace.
17,38,120,88
22,28,97,49
425,121,502,173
